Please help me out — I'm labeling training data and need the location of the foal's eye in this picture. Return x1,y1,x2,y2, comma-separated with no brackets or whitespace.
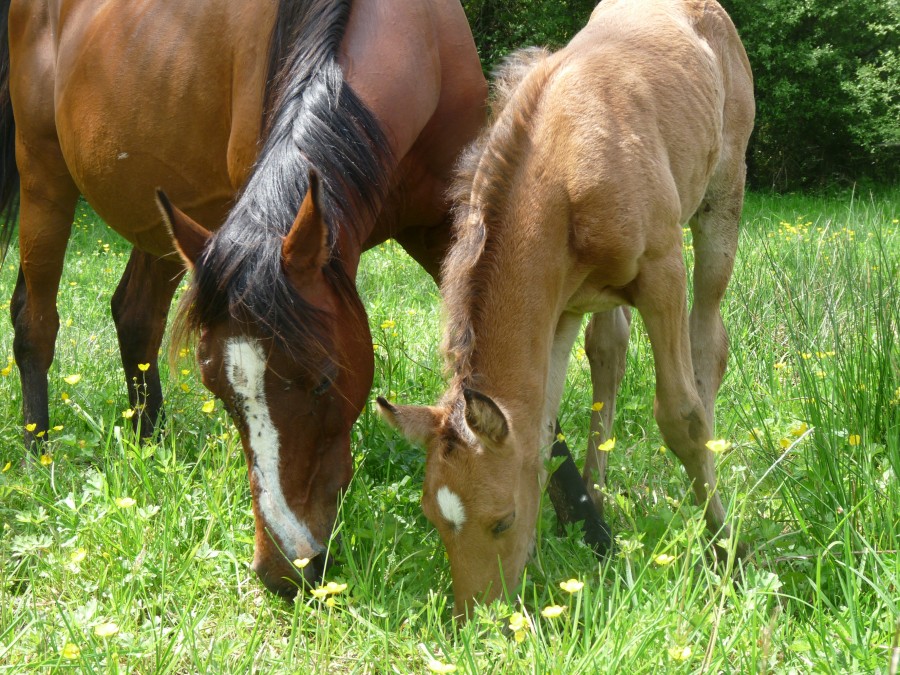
492,513,515,536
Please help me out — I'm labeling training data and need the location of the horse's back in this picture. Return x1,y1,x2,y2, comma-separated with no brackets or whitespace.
10,0,274,256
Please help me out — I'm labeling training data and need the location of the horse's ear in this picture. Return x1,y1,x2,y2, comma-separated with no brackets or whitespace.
282,170,329,276
376,397,441,448
463,388,509,447
157,189,211,269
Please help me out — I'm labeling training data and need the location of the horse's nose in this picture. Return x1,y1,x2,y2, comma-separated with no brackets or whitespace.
252,551,326,598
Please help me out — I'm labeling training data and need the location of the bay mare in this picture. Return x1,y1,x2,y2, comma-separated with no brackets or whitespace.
380,0,755,617
1,0,486,594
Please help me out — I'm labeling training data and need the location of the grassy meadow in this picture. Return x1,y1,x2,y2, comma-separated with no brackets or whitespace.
0,189,898,673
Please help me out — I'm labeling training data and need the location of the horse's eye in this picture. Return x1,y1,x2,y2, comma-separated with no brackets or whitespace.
492,513,515,536
312,377,332,396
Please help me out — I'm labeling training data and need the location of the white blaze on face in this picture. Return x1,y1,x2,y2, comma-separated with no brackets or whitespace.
436,486,466,532
225,338,319,557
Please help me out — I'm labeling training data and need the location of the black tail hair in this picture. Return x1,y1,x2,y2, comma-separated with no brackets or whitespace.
0,0,19,269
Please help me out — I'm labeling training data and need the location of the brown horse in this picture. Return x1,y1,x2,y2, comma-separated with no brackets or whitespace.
2,0,486,594
379,0,755,617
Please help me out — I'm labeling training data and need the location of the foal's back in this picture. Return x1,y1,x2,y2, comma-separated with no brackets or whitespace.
531,0,753,250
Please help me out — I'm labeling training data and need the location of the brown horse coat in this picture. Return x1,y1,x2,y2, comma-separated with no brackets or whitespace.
5,0,486,593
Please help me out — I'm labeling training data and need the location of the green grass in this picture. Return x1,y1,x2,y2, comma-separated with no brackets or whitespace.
1,190,898,673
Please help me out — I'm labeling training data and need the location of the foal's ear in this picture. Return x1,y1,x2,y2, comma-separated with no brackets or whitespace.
463,388,509,446
282,170,330,276
376,397,441,447
157,189,211,269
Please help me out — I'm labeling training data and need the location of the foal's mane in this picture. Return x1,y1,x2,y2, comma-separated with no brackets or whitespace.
441,47,552,385
173,0,391,376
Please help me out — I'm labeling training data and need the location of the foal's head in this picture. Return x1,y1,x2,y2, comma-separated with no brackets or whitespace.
378,388,541,617
159,177,372,596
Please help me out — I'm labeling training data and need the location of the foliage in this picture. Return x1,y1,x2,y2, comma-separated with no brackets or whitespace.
462,0,595,70
1,191,898,671
462,0,900,190
720,0,900,190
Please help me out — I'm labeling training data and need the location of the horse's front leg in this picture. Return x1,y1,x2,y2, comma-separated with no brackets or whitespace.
10,153,79,449
111,248,184,439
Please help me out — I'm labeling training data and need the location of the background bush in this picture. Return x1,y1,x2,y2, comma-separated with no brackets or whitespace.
462,0,900,191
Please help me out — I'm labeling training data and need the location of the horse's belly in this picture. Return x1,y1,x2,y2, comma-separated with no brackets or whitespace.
566,284,631,315
50,0,269,250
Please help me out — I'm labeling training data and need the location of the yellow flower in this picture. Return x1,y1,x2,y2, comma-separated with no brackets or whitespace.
541,604,566,619
668,645,693,661
310,581,347,598
323,581,347,594
559,578,584,594
325,597,336,608
181,369,190,376
658,445,667,454
293,558,310,569
597,437,616,452
201,400,216,414
848,434,860,446
25,423,37,432
39,454,53,466
63,374,82,385
115,497,136,508
2,461,10,473
654,553,677,566
70,548,87,564
180,383,191,393
705,439,732,453
53,425,64,432
61,392,70,402
62,643,81,659
591,401,604,412
509,612,529,632
556,432,566,442
0,365,10,376
779,438,792,449
426,659,457,673
138,363,150,372
379,320,395,330
179,347,190,358
773,362,786,370
790,422,808,437
93,622,119,637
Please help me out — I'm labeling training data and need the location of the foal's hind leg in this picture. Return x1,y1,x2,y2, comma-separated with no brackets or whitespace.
111,248,184,438
582,307,631,515
10,151,79,448
689,175,744,430
634,252,735,548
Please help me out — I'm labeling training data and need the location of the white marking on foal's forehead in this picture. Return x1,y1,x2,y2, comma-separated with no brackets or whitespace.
436,486,466,532
225,338,321,558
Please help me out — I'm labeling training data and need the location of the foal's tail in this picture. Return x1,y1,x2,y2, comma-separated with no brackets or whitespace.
0,0,19,269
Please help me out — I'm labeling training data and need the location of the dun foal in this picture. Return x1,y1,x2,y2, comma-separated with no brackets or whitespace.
380,0,754,616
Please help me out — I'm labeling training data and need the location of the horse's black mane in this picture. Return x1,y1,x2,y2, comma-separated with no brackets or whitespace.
177,0,391,377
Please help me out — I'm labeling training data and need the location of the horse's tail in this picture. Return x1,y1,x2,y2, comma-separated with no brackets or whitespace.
0,0,19,269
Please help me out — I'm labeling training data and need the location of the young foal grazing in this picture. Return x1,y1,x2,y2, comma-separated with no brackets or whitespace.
379,0,754,616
